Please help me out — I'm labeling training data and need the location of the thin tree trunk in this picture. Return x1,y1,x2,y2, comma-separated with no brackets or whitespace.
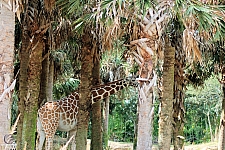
218,66,225,150
0,2,15,146
39,43,50,107
91,47,102,150
75,33,94,150
103,97,109,149
47,59,54,102
207,111,214,142
158,40,175,150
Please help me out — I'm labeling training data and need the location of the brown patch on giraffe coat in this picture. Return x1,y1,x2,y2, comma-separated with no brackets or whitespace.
62,113,66,120
67,119,70,124
75,95,79,100
98,89,105,95
58,100,63,105
94,96,102,100
103,92,109,97
111,84,116,88
75,107,78,113
69,109,73,114
70,114,74,120
104,86,111,91
43,112,47,118
92,91,98,97
110,89,116,95
116,86,120,91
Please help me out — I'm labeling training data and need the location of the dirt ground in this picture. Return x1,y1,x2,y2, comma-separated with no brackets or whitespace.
54,137,218,150
87,141,218,150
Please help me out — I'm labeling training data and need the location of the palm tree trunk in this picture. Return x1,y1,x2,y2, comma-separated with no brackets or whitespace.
218,66,225,150
22,40,43,150
0,2,15,146
17,21,30,150
47,59,54,102
39,43,50,106
172,34,185,150
136,51,155,150
17,1,44,149
91,47,102,150
158,40,175,150
75,32,94,150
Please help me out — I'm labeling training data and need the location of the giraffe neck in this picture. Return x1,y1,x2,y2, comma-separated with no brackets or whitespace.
91,78,134,103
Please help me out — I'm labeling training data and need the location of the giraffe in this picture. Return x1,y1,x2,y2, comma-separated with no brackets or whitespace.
36,77,136,150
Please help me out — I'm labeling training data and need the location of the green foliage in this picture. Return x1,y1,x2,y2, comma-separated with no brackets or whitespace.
108,88,137,142
184,75,222,143
174,0,225,41
101,40,136,81
53,78,80,100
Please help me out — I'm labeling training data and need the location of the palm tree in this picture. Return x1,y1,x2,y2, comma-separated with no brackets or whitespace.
171,1,225,149
16,0,56,149
0,1,15,147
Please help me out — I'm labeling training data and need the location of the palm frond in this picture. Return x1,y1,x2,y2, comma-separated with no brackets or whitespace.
174,0,225,63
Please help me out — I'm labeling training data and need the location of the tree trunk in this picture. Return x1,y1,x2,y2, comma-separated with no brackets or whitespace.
103,97,109,149
158,40,175,150
17,1,44,149
0,1,15,147
39,42,50,107
75,32,94,150
21,39,43,150
172,34,185,150
137,88,154,150
207,111,214,142
136,50,155,150
17,18,30,150
47,59,54,102
91,47,102,150
218,66,225,150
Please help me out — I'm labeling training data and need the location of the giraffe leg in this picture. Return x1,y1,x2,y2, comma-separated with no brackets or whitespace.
36,117,46,150
45,136,54,150
68,128,77,150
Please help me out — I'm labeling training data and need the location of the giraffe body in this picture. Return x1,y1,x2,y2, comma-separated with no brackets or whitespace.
36,78,136,150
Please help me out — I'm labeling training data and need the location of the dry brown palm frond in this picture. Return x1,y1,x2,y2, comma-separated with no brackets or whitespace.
183,28,202,63
130,1,171,62
44,0,55,12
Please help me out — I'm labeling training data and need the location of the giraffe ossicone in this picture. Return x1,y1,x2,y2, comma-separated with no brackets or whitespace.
36,77,137,150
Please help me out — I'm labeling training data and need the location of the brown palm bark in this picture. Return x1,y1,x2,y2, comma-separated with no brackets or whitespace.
17,1,46,149
172,34,185,150
218,66,225,150
0,1,15,146
91,45,102,150
75,31,94,150
158,39,175,150
39,41,50,106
